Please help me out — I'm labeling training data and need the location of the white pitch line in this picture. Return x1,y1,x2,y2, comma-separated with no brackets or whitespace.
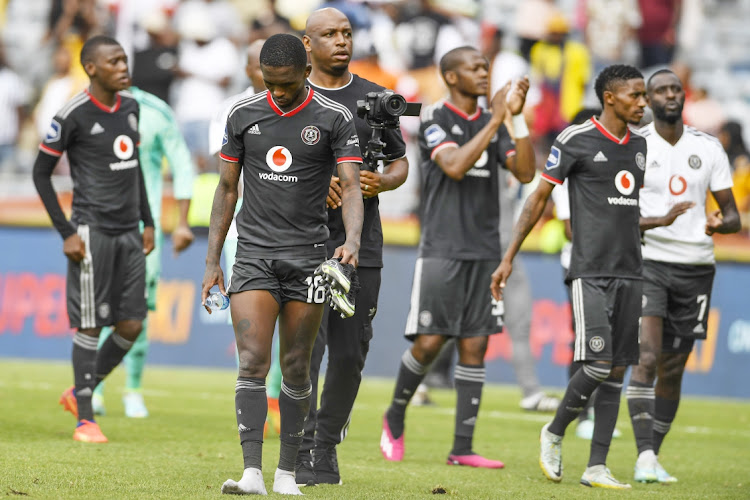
4,379,750,438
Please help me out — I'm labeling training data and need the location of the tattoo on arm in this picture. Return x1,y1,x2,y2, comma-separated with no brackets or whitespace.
337,162,364,244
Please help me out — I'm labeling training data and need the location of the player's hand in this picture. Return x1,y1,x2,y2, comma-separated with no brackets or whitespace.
360,170,382,198
201,263,226,314
705,209,723,235
172,224,195,256
661,201,695,227
63,233,85,262
489,81,511,120
333,241,359,268
490,259,513,301
327,176,342,209
507,76,530,116
142,226,155,256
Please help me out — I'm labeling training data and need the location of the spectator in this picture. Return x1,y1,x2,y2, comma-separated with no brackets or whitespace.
719,121,750,171
174,0,244,45
249,0,292,43
0,40,29,172
529,13,592,147
580,0,641,73
637,0,680,68
111,0,179,62
368,1,407,75
173,7,238,171
46,0,104,94
683,86,725,137
349,43,400,91
719,121,750,231
485,26,529,91
515,0,557,61
33,45,79,175
131,9,179,104
394,0,466,104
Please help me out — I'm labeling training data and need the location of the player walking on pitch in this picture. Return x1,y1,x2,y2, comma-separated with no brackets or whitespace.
201,34,364,495
491,64,648,489
380,46,535,468
33,36,155,443
627,69,740,484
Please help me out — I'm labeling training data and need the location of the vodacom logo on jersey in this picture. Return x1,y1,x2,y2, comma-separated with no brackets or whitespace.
607,170,638,206
261,146,298,183
109,135,139,171
669,174,687,195
465,150,490,178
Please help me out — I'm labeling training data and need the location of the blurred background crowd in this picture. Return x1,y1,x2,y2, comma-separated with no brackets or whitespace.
1,0,750,244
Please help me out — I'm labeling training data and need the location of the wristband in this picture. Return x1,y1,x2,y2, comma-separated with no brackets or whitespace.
512,113,529,139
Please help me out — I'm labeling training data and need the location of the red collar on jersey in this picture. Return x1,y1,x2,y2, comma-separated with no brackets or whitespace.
85,89,122,113
444,100,481,121
267,88,314,117
592,117,630,145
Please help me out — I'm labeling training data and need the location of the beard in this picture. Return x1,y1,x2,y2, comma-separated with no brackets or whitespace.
652,102,684,124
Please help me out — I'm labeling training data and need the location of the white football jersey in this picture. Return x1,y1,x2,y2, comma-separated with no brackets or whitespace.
639,123,733,264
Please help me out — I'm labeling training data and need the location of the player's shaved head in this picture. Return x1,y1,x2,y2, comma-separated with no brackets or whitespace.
80,35,122,67
439,46,478,80
305,7,349,33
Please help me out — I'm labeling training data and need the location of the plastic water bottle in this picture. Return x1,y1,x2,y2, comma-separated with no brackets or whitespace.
205,292,230,311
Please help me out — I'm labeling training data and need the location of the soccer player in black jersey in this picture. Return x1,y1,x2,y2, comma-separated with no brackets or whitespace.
491,64,648,489
200,34,364,496
32,36,155,444
295,8,409,486
380,46,535,469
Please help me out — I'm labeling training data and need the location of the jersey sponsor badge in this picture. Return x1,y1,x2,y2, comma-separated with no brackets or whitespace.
614,170,635,196
688,154,702,169
46,119,61,142
301,125,321,145
424,124,446,148
635,152,646,170
113,135,135,160
545,146,561,170
266,146,293,172
222,126,228,146
669,174,687,195
128,113,138,131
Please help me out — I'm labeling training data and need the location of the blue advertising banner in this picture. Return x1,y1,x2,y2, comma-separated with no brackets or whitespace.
2,227,749,398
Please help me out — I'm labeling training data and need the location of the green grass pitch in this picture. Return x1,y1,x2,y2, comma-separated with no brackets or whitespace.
1,359,748,499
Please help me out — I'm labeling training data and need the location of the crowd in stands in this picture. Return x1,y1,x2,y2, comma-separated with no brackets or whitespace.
1,0,749,235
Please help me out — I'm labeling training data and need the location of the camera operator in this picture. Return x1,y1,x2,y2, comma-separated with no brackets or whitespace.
297,7,410,486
